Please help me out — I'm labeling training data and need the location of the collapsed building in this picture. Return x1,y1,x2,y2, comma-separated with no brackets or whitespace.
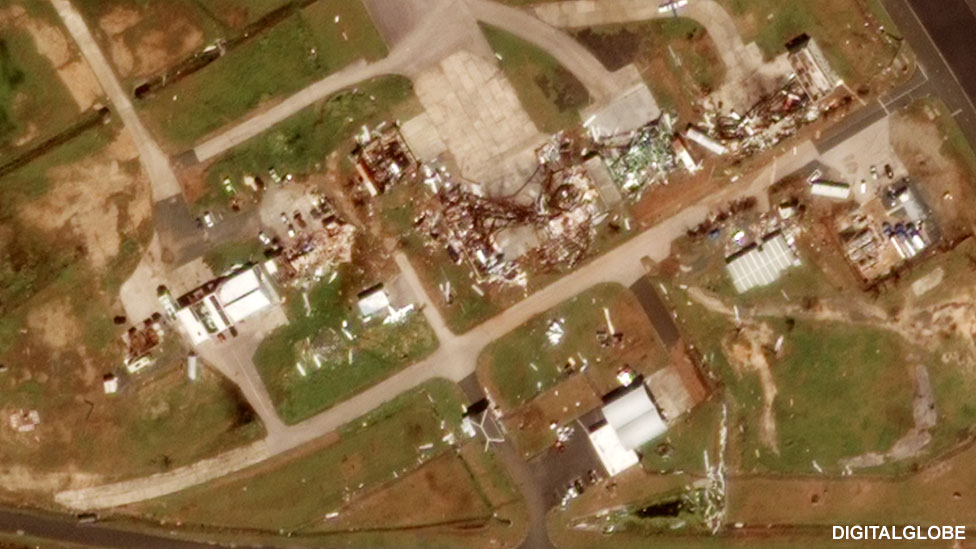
121,316,166,373
413,135,613,287
352,123,419,197
835,180,938,283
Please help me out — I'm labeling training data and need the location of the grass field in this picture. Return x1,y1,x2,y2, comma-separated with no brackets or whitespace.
0,13,84,155
254,265,438,424
141,0,387,148
199,75,418,206
478,283,668,412
572,18,724,118
481,24,589,133
129,380,468,531
715,0,902,88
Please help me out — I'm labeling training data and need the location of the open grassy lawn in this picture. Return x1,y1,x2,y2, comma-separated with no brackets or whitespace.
140,0,387,149
572,18,724,118
202,238,266,275
480,23,589,134
716,0,901,88
199,75,418,206
754,320,914,472
640,397,724,474
254,265,438,424
478,283,669,413
0,8,84,155
652,274,920,474
127,380,468,532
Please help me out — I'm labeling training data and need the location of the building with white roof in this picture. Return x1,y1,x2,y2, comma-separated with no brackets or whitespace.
587,423,640,476
173,264,278,346
602,384,669,450
725,232,800,293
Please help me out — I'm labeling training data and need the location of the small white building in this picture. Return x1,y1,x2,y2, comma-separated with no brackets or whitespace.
589,383,669,477
810,180,852,200
357,284,391,319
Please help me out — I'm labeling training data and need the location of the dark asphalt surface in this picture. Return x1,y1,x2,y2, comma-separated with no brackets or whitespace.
0,509,243,549
630,276,680,348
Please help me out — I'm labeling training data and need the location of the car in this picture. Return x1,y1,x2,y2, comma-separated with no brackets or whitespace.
221,177,236,195
280,212,289,224
293,211,307,229
287,224,296,238
202,211,216,228
258,231,273,246
859,179,867,194
885,164,894,179
870,165,879,180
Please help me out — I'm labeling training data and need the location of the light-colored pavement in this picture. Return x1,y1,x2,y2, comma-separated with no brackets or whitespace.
54,139,818,511
49,0,182,202
193,0,626,163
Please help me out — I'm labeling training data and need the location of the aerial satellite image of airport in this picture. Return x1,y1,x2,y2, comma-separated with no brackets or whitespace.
2,0,976,547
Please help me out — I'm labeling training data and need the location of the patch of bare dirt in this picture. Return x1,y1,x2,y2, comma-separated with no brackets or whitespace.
0,464,102,493
26,300,82,351
0,5,102,111
724,322,780,453
98,6,141,35
99,5,204,79
20,131,151,270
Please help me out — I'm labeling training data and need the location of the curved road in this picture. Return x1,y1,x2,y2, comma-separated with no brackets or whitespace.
192,0,626,163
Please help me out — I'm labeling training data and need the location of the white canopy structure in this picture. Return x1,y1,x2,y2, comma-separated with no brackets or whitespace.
601,384,668,451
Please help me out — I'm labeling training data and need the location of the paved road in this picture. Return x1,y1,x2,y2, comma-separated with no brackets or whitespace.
49,0,182,202
887,0,976,147
55,138,819,511
193,0,626,163
0,508,252,549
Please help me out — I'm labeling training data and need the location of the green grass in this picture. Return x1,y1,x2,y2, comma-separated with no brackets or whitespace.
203,238,266,275
0,26,82,153
141,0,387,148
752,320,914,472
481,23,589,133
201,75,416,205
130,379,467,532
254,267,438,424
640,398,724,473
572,17,725,101
715,0,900,87
479,283,650,411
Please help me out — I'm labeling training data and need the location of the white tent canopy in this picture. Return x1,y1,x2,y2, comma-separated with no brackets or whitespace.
601,384,668,450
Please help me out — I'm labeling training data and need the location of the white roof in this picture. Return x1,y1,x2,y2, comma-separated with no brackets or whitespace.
726,234,799,293
602,385,668,450
588,423,640,476
223,289,272,323
218,268,261,305
810,181,851,200
176,308,210,345
358,289,390,317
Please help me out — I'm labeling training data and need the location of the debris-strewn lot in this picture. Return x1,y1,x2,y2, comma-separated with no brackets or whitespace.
255,264,438,425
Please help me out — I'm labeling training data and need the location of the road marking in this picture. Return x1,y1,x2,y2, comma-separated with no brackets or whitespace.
902,0,976,117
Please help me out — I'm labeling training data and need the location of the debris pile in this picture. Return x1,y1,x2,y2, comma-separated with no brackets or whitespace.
595,115,679,194
352,123,419,197
412,141,610,287
8,409,40,433
695,78,821,159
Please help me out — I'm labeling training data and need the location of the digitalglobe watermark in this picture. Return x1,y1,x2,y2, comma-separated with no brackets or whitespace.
833,525,966,541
